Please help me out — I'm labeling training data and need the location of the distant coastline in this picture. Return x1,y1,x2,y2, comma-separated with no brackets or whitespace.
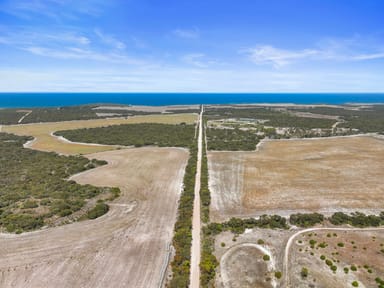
0,92,384,108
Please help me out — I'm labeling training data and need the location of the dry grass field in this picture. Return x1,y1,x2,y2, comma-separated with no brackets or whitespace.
0,147,188,288
289,229,384,288
209,136,384,222
2,113,197,154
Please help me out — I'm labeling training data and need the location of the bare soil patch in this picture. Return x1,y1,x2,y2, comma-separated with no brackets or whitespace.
0,147,188,288
289,230,384,288
209,136,384,221
214,229,293,288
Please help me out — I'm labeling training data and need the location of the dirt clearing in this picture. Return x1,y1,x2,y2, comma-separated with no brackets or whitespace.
3,113,197,154
0,147,188,288
209,136,384,222
288,229,384,288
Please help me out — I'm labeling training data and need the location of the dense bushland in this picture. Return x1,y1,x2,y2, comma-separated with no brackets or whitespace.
206,127,260,151
330,211,384,227
290,213,325,227
56,123,195,148
0,105,196,124
0,133,116,233
290,105,384,133
0,109,27,124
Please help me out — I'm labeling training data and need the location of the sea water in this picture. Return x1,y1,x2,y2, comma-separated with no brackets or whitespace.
0,93,383,108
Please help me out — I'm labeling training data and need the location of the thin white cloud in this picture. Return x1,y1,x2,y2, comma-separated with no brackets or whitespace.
0,0,108,20
182,53,207,67
173,28,200,39
352,53,384,61
22,46,142,65
1,67,384,92
94,29,126,50
244,41,384,68
0,28,90,47
244,45,319,68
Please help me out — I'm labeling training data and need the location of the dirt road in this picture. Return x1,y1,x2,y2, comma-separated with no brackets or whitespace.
190,106,203,288
0,147,188,288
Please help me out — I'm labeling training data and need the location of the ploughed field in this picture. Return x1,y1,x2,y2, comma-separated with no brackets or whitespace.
208,136,384,222
0,147,188,288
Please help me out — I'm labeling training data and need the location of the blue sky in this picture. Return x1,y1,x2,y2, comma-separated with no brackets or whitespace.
0,0,383,92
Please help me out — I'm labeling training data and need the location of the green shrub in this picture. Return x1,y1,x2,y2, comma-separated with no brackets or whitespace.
289,213,324,227
263,254,270,261
3,214,43,232
274,271,282,279
301,267,308,278
22,200,38,209
87,203,109,219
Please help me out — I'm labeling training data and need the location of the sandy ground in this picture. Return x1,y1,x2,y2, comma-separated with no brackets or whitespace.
208,136,384,222
0,147,188,288
214,229,292,288
288,229,384,288
213,226,384,288
2,113,197,154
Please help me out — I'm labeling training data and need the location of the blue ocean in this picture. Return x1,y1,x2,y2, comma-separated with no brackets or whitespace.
0,93,384,108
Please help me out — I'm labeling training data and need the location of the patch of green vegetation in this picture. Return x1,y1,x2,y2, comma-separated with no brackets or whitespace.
87,202,109,219
0,133,114,233
200,126,211,223
206,127,260,151
0,109,27,124
289,213,324,227
291,105,384,133
56,123,195,148
205,215,288,237
0,105,161,124
376,277,384,288
199,125,219,288
330,212,384,227
200,228,219,287
1,214,44,232
301,267,309,278
352,280,359,287
274,271,282,279
318,242,328,248
205,107,335,129
263,254,270,261
169,144,197,288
